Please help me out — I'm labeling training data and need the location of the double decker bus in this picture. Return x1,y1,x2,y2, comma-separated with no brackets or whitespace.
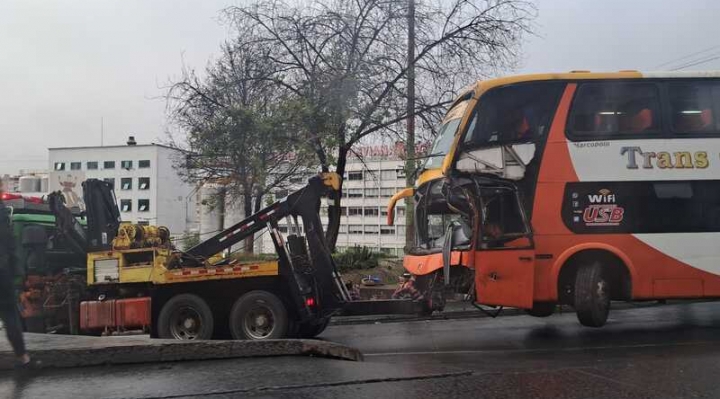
389,71,720,327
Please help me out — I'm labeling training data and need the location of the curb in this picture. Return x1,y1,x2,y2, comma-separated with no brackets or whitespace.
0,338,363,371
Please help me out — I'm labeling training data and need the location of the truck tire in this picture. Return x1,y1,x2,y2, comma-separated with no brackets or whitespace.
296,318,330,339
525,302,556,318
574,262,610,327
229,291,289,340
157,294,214,340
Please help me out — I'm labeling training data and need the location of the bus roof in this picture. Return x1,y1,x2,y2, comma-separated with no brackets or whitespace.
461,70,720,100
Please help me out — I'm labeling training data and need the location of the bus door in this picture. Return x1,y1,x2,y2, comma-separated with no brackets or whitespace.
474,186,535,309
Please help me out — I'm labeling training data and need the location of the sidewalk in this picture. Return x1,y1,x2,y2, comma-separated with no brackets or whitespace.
0,333,362,370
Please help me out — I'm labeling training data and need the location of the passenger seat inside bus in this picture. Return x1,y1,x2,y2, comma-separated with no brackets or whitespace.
674,109,713,132
618,108,654,132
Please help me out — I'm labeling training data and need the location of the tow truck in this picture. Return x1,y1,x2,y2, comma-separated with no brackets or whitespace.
26,172,425,340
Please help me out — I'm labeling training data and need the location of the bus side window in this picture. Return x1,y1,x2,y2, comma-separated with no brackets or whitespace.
570,82,661,137
668,82,719,134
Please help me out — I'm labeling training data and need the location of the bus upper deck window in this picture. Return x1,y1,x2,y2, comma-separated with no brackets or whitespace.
669,82,718,133
464,82,564,148
570,82,661,136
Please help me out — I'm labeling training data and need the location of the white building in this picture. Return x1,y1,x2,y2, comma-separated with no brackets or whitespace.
257,143,429,257
48,137,198,236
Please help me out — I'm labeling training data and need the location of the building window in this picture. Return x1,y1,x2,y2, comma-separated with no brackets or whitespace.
364,188,379,198
348,171,363,181
380,170,396,180
277,225,289,233
348,207,363,216
104,161,115,169
70,162,81,171
364,207,379,216
339,225,348,234
137,221,149,226
381,188,395,198
139,177,150,190
396,169,406,179
339,206,347,216
381,208,389,216
396,206,406,216
54,162,65,171
381,227,395,235
364,225,379,235
103,178,115,187
121,178,132,190
121,160,133,169
138,199,150,212
139,160,151,168
348,225,363,234
347,188,363,198
120,199,132,212
87,161,98,170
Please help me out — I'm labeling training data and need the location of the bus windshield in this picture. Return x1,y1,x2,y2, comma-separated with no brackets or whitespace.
424,100,469,169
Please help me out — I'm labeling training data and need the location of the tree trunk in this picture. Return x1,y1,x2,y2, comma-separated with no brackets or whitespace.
253,190,264,253
243,192,254,254
325,146,348,251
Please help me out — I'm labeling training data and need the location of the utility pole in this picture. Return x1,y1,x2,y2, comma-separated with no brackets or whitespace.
404,0,416,253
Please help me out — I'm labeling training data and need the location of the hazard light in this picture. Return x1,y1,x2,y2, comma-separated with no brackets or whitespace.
305,297,316,307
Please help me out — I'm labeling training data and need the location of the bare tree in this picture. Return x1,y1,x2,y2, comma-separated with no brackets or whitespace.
166,41,311,253
221,0,534,250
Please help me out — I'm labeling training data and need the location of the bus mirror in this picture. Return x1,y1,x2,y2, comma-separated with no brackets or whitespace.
386,188,414,226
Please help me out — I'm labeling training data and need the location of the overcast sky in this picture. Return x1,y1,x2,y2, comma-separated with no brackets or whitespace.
1,0,719,175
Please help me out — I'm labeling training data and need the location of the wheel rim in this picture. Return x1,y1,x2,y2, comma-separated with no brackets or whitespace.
169,306,204,340
242,301,276,339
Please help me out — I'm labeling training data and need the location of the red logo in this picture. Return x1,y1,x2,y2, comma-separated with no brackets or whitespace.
583,205,624,226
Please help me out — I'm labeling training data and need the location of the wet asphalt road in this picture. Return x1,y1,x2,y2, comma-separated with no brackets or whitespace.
3,301,720,398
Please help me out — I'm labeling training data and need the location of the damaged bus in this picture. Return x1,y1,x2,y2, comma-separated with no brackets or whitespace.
389,71,720,327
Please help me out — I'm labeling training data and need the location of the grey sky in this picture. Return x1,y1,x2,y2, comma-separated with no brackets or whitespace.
1,0,719,175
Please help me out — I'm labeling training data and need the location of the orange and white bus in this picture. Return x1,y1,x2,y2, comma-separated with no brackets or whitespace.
389,71,720,327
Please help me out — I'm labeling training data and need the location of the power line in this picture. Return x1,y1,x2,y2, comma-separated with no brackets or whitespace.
670,54,720,71
654,44,720,69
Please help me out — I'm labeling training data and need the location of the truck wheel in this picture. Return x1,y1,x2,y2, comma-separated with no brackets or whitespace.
525,302,556,318
229,291,289,340
574,262,610,327
157,294,214,340
296,318,330,339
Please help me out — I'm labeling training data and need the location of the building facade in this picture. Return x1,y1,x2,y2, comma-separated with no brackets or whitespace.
257,143,429,257
48,138,198,236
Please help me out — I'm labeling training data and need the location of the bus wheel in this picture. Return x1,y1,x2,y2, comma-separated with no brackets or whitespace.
296,318,330,339
574,262,610,327
525,302,556,318
157,294,214,340
229,291,289,340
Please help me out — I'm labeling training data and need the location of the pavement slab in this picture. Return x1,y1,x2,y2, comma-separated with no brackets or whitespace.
0,334,362,370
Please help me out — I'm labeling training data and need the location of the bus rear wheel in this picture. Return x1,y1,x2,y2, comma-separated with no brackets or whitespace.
229,291,289,340
574,262,610,327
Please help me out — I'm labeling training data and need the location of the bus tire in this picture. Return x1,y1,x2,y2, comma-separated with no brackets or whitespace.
157,294,214,340
525,302,555,318
574,262,610,327
229,291,289,340
296,318,330,339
